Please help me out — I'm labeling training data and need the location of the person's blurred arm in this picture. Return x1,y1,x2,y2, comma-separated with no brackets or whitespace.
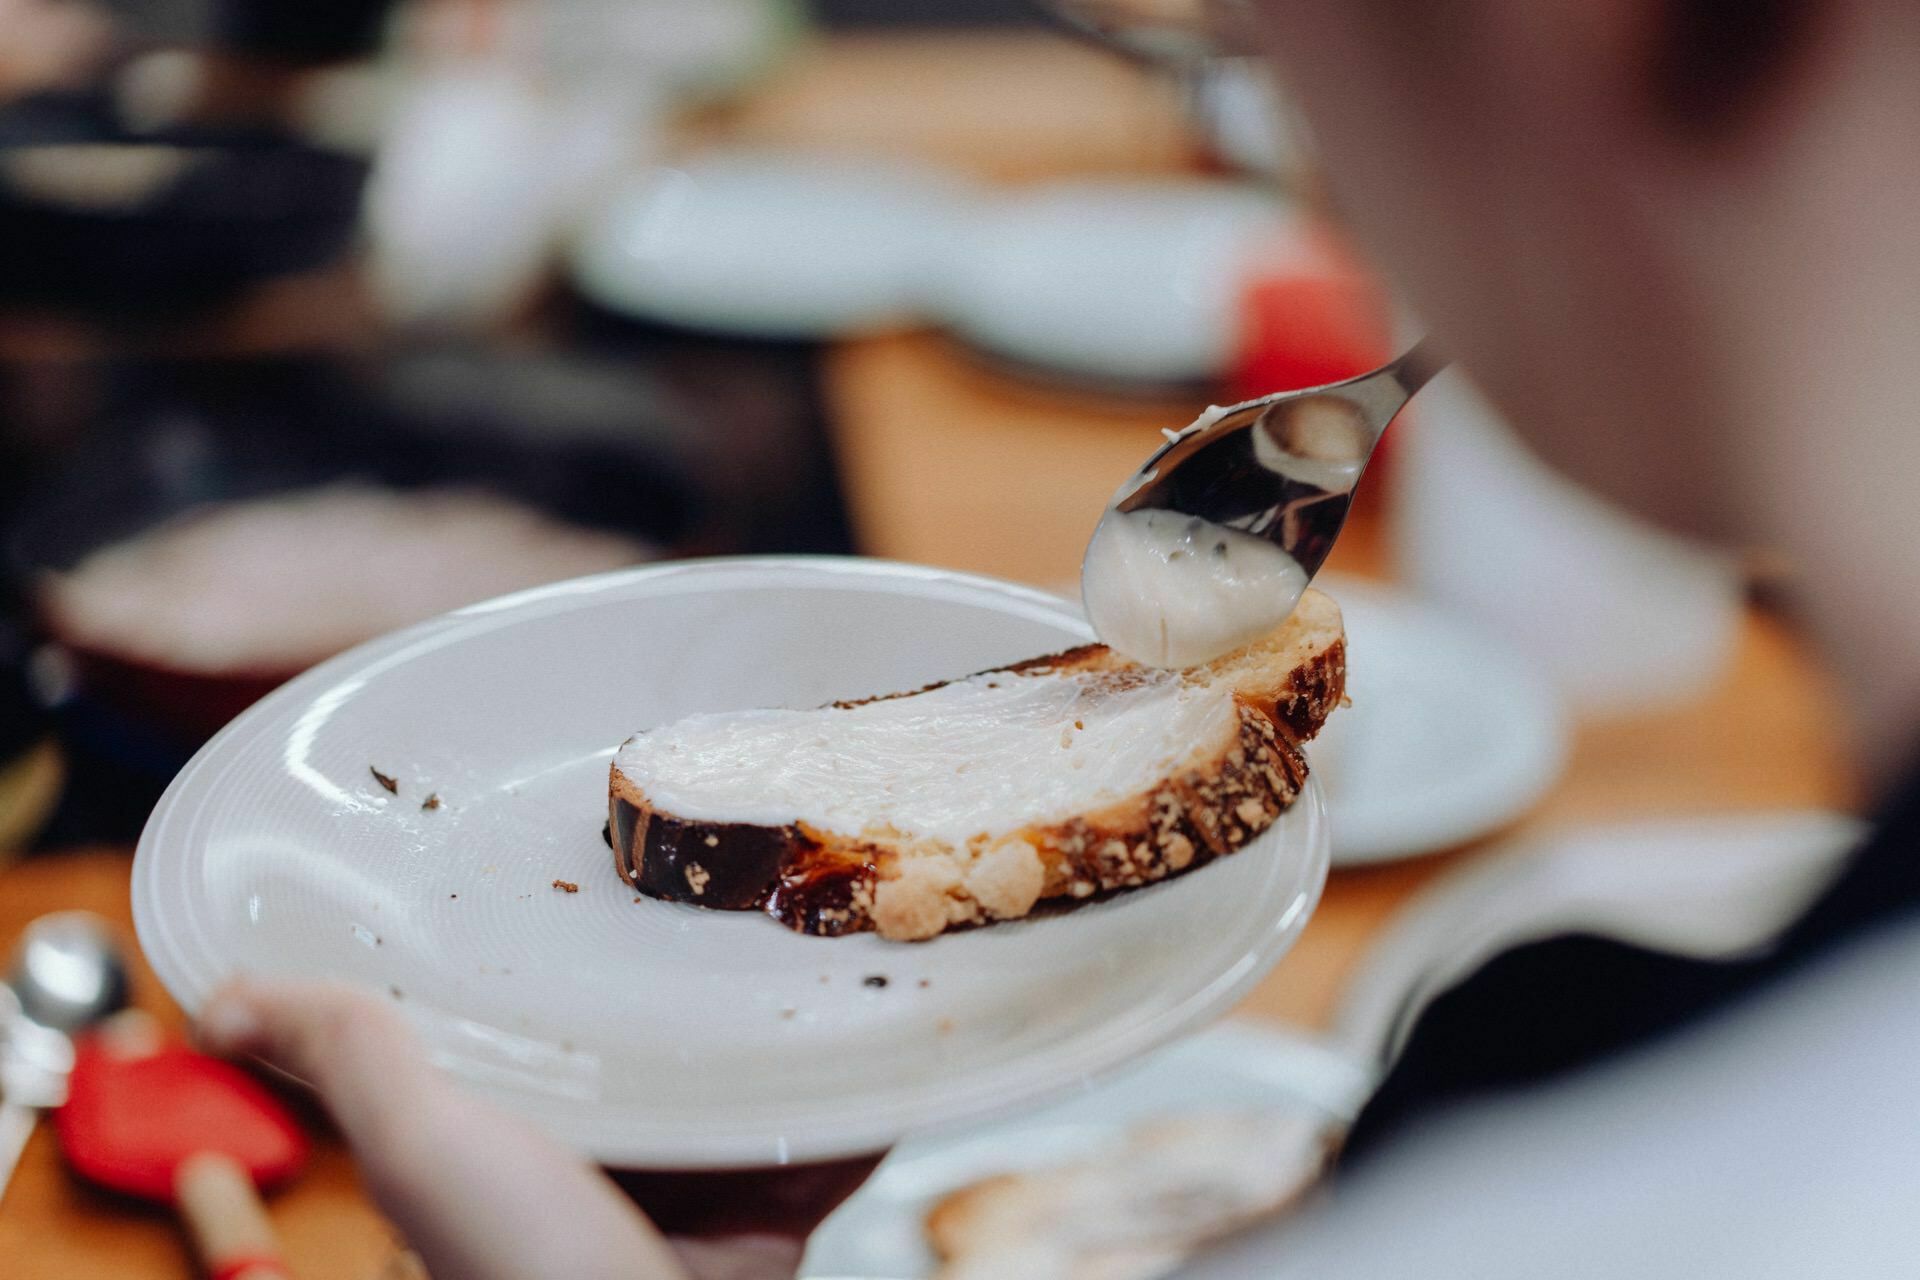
198,980,806,1280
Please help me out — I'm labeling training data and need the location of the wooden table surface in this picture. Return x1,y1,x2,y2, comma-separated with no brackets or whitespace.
0,29,1863,1280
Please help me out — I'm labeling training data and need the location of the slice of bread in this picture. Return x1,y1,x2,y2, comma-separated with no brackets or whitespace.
924,1108,1339,1280
609,588,1344,940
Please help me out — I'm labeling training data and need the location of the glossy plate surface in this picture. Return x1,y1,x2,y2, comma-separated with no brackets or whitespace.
134,559,1329,1167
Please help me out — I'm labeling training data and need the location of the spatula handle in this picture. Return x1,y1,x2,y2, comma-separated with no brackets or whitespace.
175,1150,290,1280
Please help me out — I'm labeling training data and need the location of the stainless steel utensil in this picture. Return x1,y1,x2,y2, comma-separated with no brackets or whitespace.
1103,339,1444,584
0,911,131,1205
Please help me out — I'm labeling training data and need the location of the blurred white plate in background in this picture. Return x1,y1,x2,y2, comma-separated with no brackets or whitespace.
133,558,1329,1168
1311,575,1568,866
568,154,1295,384
936,179,1290,383
571,152,974,338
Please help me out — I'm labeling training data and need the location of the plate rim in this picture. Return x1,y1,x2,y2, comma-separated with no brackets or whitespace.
133,555,1330,1167
1314,573,1568,868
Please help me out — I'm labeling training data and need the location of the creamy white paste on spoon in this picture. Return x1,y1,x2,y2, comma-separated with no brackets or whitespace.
1081,506,1308,669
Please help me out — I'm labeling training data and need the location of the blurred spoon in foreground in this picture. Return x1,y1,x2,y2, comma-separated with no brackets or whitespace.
0,911,131,1205
1082,339,1444,667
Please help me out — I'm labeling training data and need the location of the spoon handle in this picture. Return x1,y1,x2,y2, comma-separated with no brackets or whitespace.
176,1150,292,1280
0,1100,34,1207
1336,336,1448,440
1383,336,1447,406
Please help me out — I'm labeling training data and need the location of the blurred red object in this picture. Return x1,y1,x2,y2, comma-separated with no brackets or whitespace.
1232,273,1392,393
1228,225,1398,446
1226,225,1400,533
1230,224,1394,389
58,1027,307,1204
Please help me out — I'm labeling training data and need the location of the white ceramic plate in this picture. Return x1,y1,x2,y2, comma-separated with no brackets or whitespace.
938,180,1289,383
133,558,1328,1168
1309,575,1569,867
569,152,974,338
800,1019,1369,1279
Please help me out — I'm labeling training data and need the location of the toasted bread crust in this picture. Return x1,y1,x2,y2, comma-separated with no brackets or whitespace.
923,1109,1341,1278
611,591,1345,940
925,1173,1021,1261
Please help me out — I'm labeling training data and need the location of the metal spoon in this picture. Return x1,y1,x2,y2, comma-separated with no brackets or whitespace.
1107,338,1444,574
0,911,131,1205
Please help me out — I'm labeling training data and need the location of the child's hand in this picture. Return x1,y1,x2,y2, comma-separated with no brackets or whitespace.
199,980,873,1280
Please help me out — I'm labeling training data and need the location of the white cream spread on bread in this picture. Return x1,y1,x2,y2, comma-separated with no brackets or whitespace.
616,665,1234,846
1081,507,1307,670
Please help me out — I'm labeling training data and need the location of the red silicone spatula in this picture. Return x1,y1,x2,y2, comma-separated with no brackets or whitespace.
55,1013,308,1280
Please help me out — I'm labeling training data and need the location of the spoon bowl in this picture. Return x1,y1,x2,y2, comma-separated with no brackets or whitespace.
9,911,131,1035
0,910,132,1203
1081,341,1444,667
1111,339,1444,580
